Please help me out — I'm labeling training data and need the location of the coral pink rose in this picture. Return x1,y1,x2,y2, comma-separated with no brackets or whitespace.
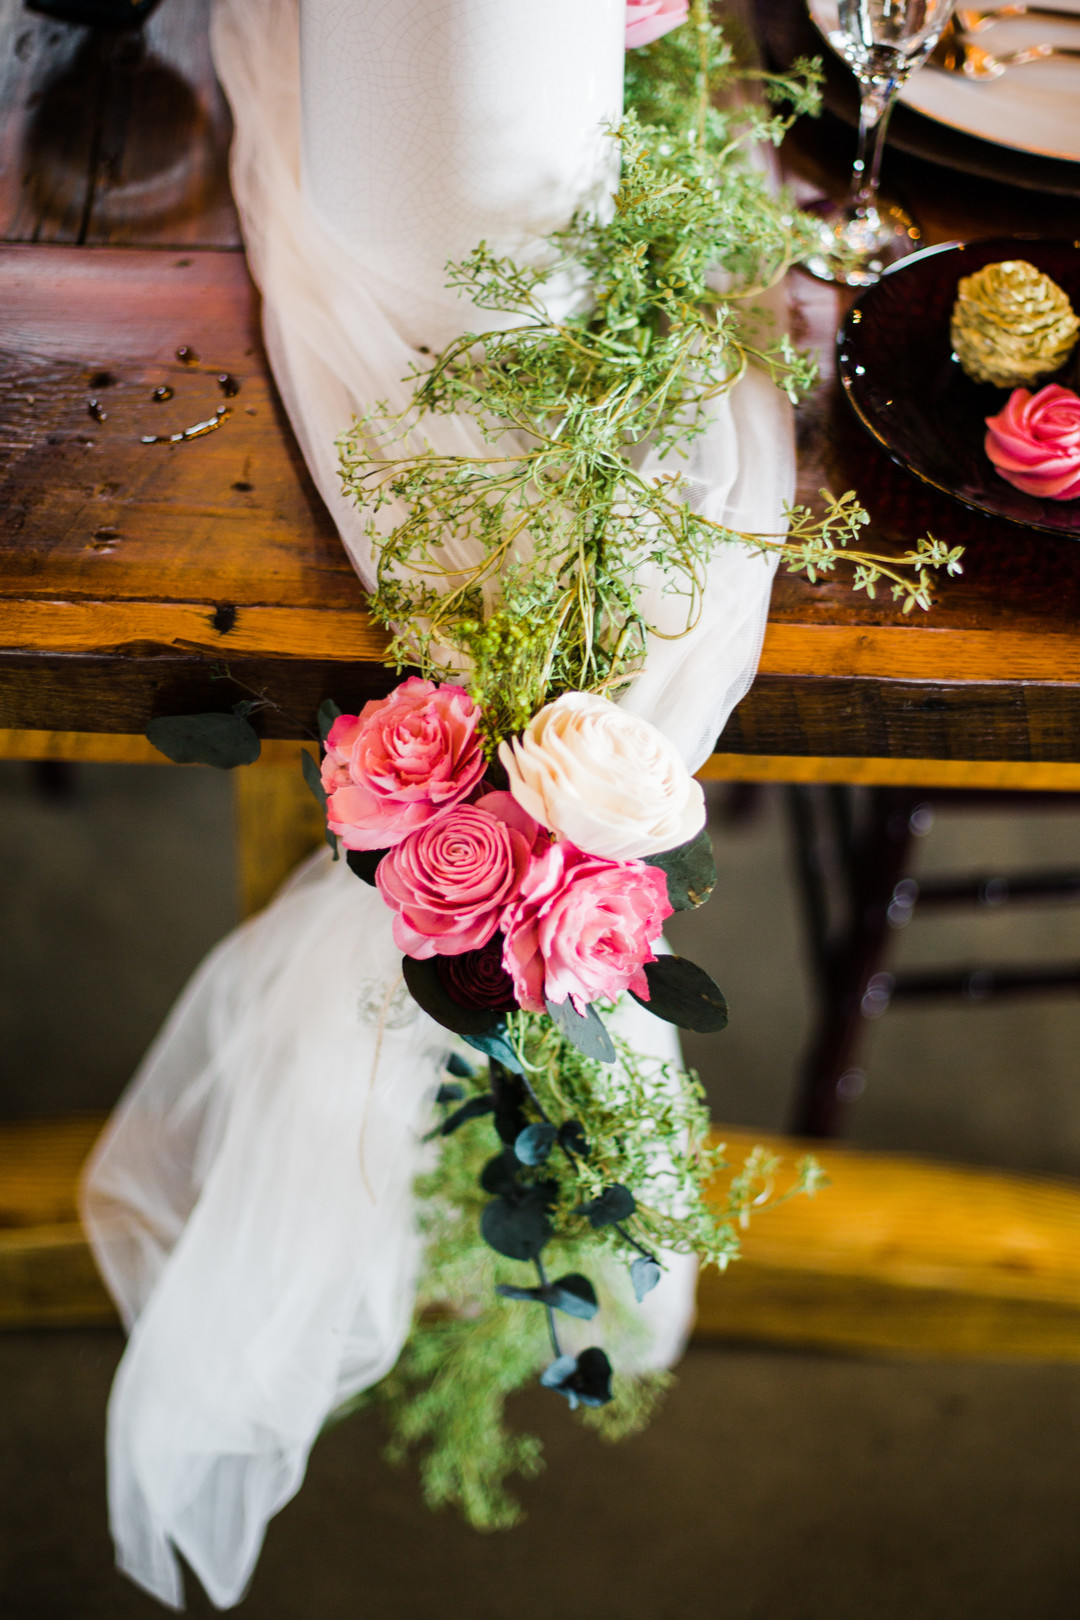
625,0,689,48
501,841,672,1014
322,677,486,850
985,384,1080,501
377,791,544,959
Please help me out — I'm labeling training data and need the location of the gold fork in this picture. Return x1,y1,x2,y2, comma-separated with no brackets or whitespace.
955,4,1080,31
933,18,1080,76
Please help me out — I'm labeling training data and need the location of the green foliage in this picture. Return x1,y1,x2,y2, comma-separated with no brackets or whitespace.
376,1028,824,1528
339,2,961,747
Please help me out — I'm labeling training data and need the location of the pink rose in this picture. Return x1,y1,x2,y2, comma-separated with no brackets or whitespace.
985,384,1080,501
322,677,487,850
501,841,672,1014
625,0,689,49
377,791,543,959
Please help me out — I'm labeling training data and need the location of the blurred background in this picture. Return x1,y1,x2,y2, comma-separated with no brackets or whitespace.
3,760,1080,1618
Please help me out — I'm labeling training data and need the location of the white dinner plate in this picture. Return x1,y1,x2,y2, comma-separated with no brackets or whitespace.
900,6,1080,161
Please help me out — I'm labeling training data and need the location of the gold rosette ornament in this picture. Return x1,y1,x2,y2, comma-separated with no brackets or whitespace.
951,259,1079,389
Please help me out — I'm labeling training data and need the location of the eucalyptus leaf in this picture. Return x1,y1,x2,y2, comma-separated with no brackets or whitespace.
539,1347,612,1409
547,1273,598,1319
481,1191,552,1262
545,996,615,1064
480,1151,519,1197
514,1123,556,1166
463,1028,524,1075
434,1082,465,1105
575,1184,636,1228
445,1052,476,1079
557,1118,588,1157
346,848,387,886
300,748,327,809
630,955,729,1033
490,1066,528,1144
317,697,342,744
438,1094,495,1136
401,956,501,1037
146,712,260,769
495,1273,598,1320
644,826,716,910
630,1255,662,1302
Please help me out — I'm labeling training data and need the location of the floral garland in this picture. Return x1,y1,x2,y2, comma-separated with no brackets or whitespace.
145,0,962,1525
313,1,959,1522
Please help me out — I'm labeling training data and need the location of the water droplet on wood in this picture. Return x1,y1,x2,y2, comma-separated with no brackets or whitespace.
217,373,240,397
88,399,106,422
152,384,174,403
176,345,199,365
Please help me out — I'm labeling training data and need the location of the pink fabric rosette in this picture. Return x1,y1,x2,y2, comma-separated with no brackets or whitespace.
376,791,544,959
501,840,672,1014
984,384,1080,501
625,0,689,49
322,677,487,850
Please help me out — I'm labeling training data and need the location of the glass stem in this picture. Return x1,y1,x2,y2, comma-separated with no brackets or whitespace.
849,78,899,214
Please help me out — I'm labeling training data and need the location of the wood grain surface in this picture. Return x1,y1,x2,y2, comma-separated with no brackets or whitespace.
9,1114,1080,1356
2,0,1080,764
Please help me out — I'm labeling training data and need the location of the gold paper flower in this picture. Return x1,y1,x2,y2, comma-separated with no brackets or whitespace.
951,260,1079,389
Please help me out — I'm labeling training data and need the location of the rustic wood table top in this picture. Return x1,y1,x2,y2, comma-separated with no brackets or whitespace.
4,0,1080,763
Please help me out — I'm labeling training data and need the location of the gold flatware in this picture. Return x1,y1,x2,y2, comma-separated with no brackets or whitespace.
955,4,1080,32
933,24,1080,75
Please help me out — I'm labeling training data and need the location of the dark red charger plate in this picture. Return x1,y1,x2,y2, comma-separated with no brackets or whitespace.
837,238,1080,536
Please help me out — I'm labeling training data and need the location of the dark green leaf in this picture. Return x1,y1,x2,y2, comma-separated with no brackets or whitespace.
435,1082,465,1105
630,955,729,1033
547,1273,599,1319
545,996,615,1063
463,1027,525,1074
495,1272,598,1320
481,1190,552,1261
146,712,260,769
514,1123,556,1166
401,956,501,1037
317,698,343,744
557,1118,589,1157
575,1184,636,1228
445,1053,476,1079
346,848,387,885
490,1066,528,1142
644,826,716,910
540,1347,612,1408
438,1094,495,1136
300,748,327,809
630,1255,662,1301
480,1151,519,1197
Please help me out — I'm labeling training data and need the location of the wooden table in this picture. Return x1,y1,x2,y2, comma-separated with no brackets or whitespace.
6,0,1080,1358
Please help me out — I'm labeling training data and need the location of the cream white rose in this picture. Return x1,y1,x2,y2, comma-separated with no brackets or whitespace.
499,691,706,861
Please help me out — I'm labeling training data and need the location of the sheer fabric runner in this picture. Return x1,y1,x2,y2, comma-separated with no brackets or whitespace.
81,0,794,1606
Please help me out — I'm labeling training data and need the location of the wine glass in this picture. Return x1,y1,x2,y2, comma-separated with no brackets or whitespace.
804,0,957,285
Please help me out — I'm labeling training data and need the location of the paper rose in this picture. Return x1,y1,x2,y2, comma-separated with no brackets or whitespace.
625,0,689,49
377,791,543,959
985,384,1080,501
437,935,519,1012
499,690,706,861
501,839,672,1014
322,677,487,850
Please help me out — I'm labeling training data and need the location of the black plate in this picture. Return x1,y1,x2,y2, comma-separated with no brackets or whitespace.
837,238,1080,535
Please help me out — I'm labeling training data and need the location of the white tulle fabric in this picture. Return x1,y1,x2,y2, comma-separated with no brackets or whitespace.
81,0,793,1608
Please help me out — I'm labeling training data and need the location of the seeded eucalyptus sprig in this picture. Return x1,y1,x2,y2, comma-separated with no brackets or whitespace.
339,1,962,746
